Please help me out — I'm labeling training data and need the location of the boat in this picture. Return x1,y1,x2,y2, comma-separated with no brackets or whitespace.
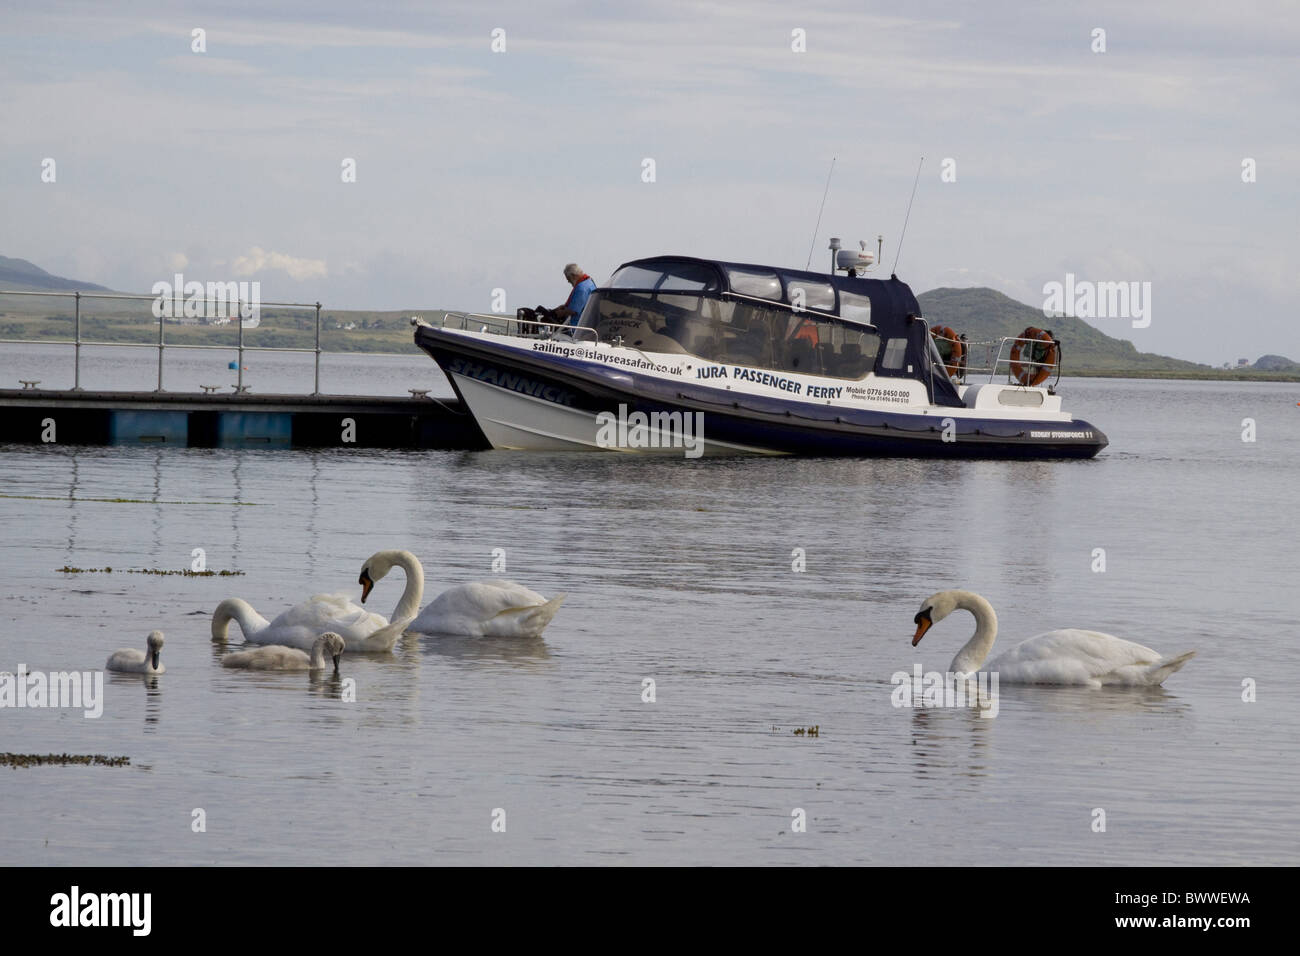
411,255,1108,458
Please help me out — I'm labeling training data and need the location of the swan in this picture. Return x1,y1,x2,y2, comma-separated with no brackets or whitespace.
211,553,422,653
106,631,165,675
211,594,396,652
408,579,566,638
359,550,565,639
212,563,421,656
221,632,346,672
912,590,1195,688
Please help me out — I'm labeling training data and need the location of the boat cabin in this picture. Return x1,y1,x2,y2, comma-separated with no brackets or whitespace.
575,255,963,406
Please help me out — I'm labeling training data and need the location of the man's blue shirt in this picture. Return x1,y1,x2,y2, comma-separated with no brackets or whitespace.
565,277,597,325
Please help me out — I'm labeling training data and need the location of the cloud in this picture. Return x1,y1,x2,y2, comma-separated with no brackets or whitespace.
231,247,328,281
3,1,1296,361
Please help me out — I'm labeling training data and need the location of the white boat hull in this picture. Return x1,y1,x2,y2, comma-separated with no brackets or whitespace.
450,372,780,456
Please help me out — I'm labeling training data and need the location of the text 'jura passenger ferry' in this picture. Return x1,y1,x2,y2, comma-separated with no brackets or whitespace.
412,254,1108,458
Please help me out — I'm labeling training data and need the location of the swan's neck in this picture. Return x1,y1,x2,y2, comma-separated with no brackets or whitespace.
949,591,997,673
211,599,269,641
380,550,424,624
309,641,328,669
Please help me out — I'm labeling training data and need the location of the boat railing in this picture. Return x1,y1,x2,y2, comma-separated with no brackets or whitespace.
941,334,1062,389
428,311,600,345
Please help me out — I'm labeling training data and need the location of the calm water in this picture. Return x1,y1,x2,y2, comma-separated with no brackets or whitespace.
1,363,1297,865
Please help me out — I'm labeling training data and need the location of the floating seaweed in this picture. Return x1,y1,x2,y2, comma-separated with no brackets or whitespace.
1,752,131,768
57,566,243,576
0,494,257,505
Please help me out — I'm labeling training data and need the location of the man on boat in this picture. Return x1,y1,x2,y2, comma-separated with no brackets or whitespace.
554,263,597,328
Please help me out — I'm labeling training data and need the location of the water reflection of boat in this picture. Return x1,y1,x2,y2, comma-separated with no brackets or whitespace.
413,256,1108,458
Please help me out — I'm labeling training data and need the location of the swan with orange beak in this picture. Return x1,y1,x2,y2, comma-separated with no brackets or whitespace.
911,590,1195,687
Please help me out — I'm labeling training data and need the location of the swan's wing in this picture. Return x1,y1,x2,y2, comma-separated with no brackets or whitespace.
353,619,406,652
106,649,145,670
222,645,309,670
472,579,552,607
265,592,388,644
409,581,556,636
988,629,1163,685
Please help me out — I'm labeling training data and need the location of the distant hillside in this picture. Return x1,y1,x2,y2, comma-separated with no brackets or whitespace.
0,256,111,293
1253,353,1299,372
917,286,1207,374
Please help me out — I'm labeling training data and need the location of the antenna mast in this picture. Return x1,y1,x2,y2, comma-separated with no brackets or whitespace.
891,156,924,278
805,157,836,270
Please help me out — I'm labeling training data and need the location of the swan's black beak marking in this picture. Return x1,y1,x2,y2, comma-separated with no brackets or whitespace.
151,651,160,669
359,570,373,603
332,654,341,672
912,608,933,647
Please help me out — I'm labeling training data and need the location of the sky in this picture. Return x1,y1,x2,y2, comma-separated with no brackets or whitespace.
1,0,1297,364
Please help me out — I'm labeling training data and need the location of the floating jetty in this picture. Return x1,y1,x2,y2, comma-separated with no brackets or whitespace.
0,388,488,449
0,288,487,449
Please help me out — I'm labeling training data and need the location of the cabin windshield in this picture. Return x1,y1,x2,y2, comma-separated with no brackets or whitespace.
577,287,880,380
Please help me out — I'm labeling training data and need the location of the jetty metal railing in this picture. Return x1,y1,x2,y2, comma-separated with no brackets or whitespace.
0,289,327,393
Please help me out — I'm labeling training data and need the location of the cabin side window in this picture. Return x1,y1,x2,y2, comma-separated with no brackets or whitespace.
881,337,909,370
725,268,783,300
781,276,836,312
827,325,880,379
838,292,872,326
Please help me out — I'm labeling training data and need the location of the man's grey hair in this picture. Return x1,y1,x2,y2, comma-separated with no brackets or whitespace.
563,263,583,278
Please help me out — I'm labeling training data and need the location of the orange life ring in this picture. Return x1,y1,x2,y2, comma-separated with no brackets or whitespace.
1009,327,1059,387
930,326,965,378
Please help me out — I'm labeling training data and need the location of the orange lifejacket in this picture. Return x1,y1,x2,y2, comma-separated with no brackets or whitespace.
793,318,819,345
1009,327,1059,387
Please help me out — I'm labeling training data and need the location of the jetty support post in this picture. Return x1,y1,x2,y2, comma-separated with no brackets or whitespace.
314,301,322,396
156,296,165,391
73,291,82,391
237,300,244,391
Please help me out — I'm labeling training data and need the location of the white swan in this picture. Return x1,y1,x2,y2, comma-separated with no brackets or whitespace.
106,631,165,675
360,550,564,639
212,552,421,653
221,632,346,672
409,579,566,638
912,590,1195,688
